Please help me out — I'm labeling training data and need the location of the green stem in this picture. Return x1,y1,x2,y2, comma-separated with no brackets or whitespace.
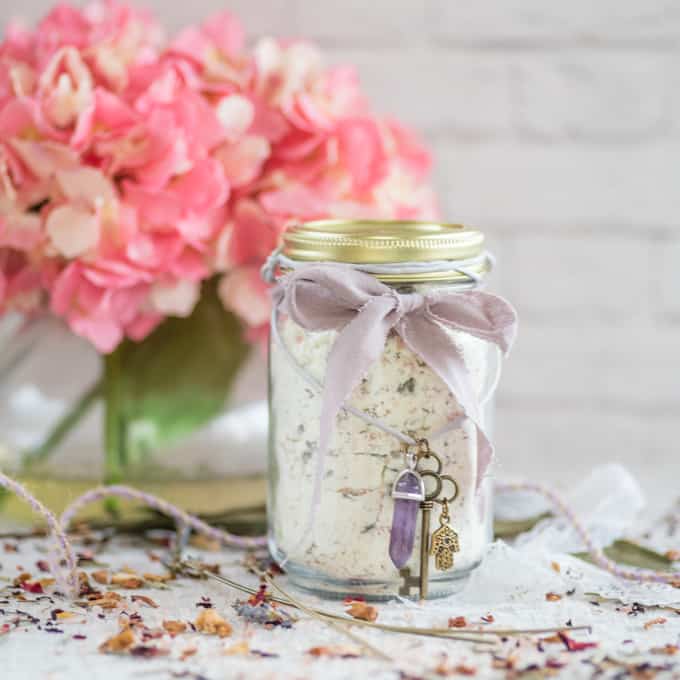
104,348,126,485
22,379,102,469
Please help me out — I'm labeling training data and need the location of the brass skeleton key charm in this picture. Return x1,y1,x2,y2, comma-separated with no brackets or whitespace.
396,437,462,599
430,498,460,571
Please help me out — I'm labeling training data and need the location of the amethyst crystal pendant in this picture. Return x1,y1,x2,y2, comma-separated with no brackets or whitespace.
389,469,425,568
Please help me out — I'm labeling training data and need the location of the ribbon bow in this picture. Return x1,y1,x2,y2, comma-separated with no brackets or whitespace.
274,263,518,499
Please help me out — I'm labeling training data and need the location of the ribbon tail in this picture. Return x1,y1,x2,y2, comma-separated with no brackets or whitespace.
399,314,494,490
309,296,397,517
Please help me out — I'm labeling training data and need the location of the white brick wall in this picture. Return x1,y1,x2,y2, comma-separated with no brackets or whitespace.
514,52,675,141
2,1,679,513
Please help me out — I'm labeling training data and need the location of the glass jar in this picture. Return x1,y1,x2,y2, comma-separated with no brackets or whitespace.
266,220,515,600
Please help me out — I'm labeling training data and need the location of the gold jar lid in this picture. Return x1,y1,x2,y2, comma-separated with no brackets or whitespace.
281,220,488,283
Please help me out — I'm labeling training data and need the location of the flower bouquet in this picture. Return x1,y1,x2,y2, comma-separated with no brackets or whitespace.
0,1,437,520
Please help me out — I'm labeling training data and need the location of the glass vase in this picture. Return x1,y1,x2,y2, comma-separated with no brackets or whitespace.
0,305,267,528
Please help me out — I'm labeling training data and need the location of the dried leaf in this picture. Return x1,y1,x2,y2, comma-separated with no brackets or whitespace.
195,609,232,637
493,514,550,539
162,620,187,636
545,592,562,602
345,602,378,622
551,562,561,573
99,628,136,654
650,644,678,655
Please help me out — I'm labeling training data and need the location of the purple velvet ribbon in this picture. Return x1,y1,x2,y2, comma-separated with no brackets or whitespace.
273,263,518,495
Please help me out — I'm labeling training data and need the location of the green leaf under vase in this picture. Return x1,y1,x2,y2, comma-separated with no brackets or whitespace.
104,279,251,481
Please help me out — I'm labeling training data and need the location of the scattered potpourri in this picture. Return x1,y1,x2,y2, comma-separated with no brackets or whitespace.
1,512,680,678
233,582,295,628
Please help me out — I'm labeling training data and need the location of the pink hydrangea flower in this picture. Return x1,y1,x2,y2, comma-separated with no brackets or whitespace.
0,2,437,351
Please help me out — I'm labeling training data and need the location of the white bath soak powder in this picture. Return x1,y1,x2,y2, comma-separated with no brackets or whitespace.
268,309,498,596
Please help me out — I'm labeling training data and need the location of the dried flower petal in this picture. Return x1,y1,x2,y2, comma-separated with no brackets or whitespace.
234,600,295,628
224,641,251,656
448,616,467,629
111,573,144,589
643,617,667,630
129,645,169,658
20,580,44,594
91,570,110,585
557,632,598,652
131,595,159,608
142,573,173,583
85,592,126,610
345,602,378,622
99,628,136,654
541,634,562,644
651,644,679,655
308,645,361,658
13,573,32,586
162,620,187,636
180,646,198,661
195,609,232,637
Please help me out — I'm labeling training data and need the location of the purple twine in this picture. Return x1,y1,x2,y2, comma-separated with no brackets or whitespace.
59,484,267,551
1,470,677,601
0,471,79,597
496,480,680,586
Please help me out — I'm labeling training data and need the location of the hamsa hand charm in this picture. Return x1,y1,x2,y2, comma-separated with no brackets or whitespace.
429,500,460,571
